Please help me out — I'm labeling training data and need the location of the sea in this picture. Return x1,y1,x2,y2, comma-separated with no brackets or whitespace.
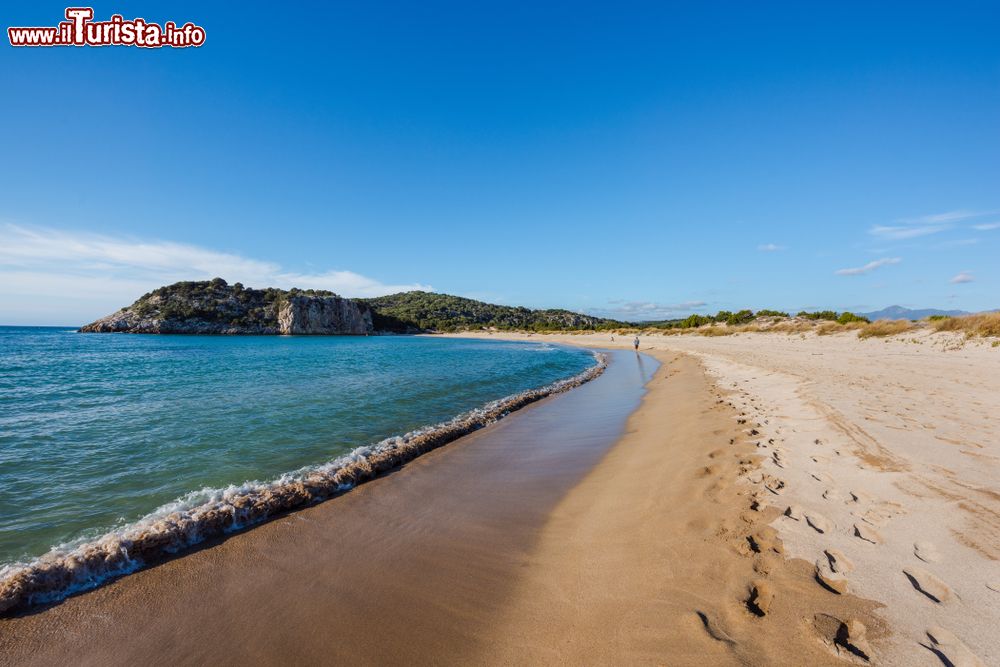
0,327,598,575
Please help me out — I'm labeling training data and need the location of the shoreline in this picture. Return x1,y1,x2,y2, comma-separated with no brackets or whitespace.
0,350,652,664
0,346,606,616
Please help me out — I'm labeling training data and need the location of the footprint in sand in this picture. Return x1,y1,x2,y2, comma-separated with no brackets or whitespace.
914,541,941,563
987,581,1000,593
748,527,784,555
836,618,872,662
805,511,833,534
815,558,849,594
924,626,985,667
695,610,737,645
824,548,854,574
861,501,906,528
903,567,953,603
859,509,891,527
746,580,774,616
848,489,873,505
822,489,841,502
763,475,786,495
853,523,883,545
811,472,834,485
784,505,803,521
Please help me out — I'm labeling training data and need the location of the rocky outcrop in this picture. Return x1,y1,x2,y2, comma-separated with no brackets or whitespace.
277,296,372,335
80,278,373,335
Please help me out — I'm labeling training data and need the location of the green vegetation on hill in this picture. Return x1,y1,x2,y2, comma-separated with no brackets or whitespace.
128,278,341,328
361,291,624,332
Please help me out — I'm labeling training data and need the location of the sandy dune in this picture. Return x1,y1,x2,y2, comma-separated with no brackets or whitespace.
456,329,999,665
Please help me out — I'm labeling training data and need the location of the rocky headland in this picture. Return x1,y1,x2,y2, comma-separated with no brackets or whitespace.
80,278,373,335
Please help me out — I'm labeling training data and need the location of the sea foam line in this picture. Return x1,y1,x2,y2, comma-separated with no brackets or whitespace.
0,352,607,614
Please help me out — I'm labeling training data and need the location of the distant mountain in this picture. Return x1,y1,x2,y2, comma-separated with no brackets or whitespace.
361,291,624,332
858,305,970,321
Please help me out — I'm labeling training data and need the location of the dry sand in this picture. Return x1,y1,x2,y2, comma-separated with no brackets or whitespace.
0,345,884,665
455,329,1000,666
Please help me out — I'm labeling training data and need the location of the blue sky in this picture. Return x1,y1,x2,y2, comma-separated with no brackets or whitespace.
1,1,998,325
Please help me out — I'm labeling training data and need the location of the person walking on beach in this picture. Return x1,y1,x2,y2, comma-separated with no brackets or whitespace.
633,336,639,352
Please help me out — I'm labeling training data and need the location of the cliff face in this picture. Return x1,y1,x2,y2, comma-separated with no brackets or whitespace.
277,296,372,335
80,279,373,335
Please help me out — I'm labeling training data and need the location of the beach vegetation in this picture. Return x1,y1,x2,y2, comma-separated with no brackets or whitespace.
836,311,869,324
797,310,840,321
929,312,1000,338
857,319,917,338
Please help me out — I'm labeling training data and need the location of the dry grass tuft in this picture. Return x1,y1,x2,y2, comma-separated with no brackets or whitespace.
697,325,736,337
857,319,917,339
766,321,816,335
930,312,1000,338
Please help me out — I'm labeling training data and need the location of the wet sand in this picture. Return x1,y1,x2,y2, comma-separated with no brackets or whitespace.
1,347,883,665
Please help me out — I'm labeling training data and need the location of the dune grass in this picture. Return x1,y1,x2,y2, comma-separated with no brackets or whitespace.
929,312,1000,338
591,313,1000,342
856,319,918,339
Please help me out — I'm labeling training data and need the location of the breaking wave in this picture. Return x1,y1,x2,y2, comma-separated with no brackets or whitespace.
0,352,606,615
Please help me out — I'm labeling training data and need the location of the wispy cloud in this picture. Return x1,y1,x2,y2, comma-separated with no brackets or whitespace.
835,257,901,276
757,243,785,252
897,210,991,225
869,209,999,241
972,221,1000,231
869,224,949,240
0,224,431,325
949,271,974,284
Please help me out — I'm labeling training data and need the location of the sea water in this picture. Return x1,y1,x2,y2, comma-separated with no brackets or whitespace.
0,327,596,568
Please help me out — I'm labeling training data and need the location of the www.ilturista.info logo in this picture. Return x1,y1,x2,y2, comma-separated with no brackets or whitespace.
8,7,205,48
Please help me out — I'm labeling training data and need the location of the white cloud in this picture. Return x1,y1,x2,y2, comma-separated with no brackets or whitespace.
973,222,1000,231
0,224,431,325
949,271,974,284
869,209,1000,240
897,209,989,225
835,257,902,276
869,224,949,240
757,243,785,252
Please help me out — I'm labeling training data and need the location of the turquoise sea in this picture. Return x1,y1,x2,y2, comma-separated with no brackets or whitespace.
0,327,596,568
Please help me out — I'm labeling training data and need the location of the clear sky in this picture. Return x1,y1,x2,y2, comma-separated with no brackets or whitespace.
1,1,998,325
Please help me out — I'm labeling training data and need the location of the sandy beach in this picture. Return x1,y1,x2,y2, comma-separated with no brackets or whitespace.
2,332,996,665
450,329,1000,665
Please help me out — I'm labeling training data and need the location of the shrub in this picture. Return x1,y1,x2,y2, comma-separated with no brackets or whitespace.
837,312,869,325
797,310,840,321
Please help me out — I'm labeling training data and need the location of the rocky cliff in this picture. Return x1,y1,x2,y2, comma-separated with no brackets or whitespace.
277,295,372,335
80,278,373,335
